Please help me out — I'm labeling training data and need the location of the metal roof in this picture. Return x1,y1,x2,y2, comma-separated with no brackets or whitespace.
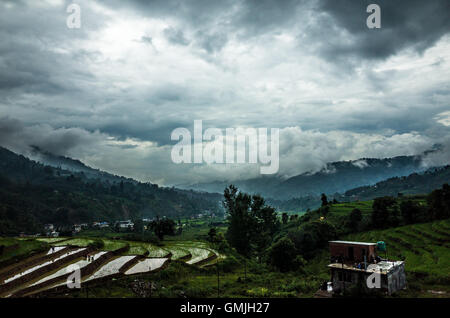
329,240,376,246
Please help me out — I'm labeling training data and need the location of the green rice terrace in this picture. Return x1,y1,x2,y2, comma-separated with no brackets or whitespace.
0,235,222,298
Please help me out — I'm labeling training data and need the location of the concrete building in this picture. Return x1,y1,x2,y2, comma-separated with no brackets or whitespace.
328,240,406,295
115,220,134,230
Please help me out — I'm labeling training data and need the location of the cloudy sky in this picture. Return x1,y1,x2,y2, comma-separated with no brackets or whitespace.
0,0,449,185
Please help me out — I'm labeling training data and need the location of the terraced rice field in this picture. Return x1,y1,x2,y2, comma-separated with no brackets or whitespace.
30,251,108,287
124,258,169,275
46,246,67,255
2,248,86,284
164,241,217,265
84,256,136,281
329,201,374,216
1,236,221,297
161,244,191,260
126,241,169,257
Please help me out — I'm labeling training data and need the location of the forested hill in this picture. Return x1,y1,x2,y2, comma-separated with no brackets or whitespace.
344,165,450,200
0,147,221,235
271,165,450,212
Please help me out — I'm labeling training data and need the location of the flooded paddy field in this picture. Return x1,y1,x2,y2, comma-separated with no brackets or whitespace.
0,236,221,297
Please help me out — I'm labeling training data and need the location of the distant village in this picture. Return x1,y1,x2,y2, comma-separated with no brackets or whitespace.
19,210,222,238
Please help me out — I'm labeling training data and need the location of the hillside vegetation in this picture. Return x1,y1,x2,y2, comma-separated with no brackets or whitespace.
0,147,222,234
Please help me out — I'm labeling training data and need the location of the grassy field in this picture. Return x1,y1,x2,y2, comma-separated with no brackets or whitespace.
0,238,48,264
54,238,96,247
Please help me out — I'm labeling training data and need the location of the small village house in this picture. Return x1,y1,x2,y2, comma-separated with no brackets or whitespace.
327,240,406,295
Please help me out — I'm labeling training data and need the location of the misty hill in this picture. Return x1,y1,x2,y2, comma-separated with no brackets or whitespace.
28,145,138,185
344,165,450,200
182,155,427,200
0,147,222,234
270,165,450,212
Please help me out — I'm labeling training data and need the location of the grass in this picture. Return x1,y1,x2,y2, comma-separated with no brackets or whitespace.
35,237,69,243
0,238,48,264
102,240,129,251
54,238,95,247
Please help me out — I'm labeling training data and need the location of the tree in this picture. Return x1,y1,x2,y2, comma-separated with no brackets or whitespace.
208,227,217,242
427,184,450,220
282,212,288,225
150,218,176,240
133,218,144,234
349,208,362,231
321,193,328,207
288,220,336,259
268,237,298,272
372,196,398,228
400,200,423,224
223,185,280,257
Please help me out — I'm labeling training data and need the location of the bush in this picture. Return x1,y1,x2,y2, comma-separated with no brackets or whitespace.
88,239,104,249
220,255,240,273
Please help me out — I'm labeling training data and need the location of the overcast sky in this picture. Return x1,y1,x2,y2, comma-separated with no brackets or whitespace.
0,0,449,185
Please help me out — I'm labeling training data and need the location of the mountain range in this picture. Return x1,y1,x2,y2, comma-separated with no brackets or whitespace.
180,155,431,200
1,145,448,234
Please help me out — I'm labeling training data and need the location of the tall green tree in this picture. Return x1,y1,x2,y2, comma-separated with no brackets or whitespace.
349,208,362,230
223,185,279,257
282,212,288,224
372,196,398,228
427,183,450,220
321,193,328,207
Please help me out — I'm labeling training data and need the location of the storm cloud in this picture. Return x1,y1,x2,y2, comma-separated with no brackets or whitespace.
0,0,449,185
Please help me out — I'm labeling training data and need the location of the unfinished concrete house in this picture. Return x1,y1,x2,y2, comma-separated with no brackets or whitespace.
328,240,406,295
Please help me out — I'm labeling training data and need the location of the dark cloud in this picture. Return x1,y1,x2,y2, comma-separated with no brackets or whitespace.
0,117,100,156
318,0,450,60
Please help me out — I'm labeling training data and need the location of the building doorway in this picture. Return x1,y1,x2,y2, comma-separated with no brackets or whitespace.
348,246,354,260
